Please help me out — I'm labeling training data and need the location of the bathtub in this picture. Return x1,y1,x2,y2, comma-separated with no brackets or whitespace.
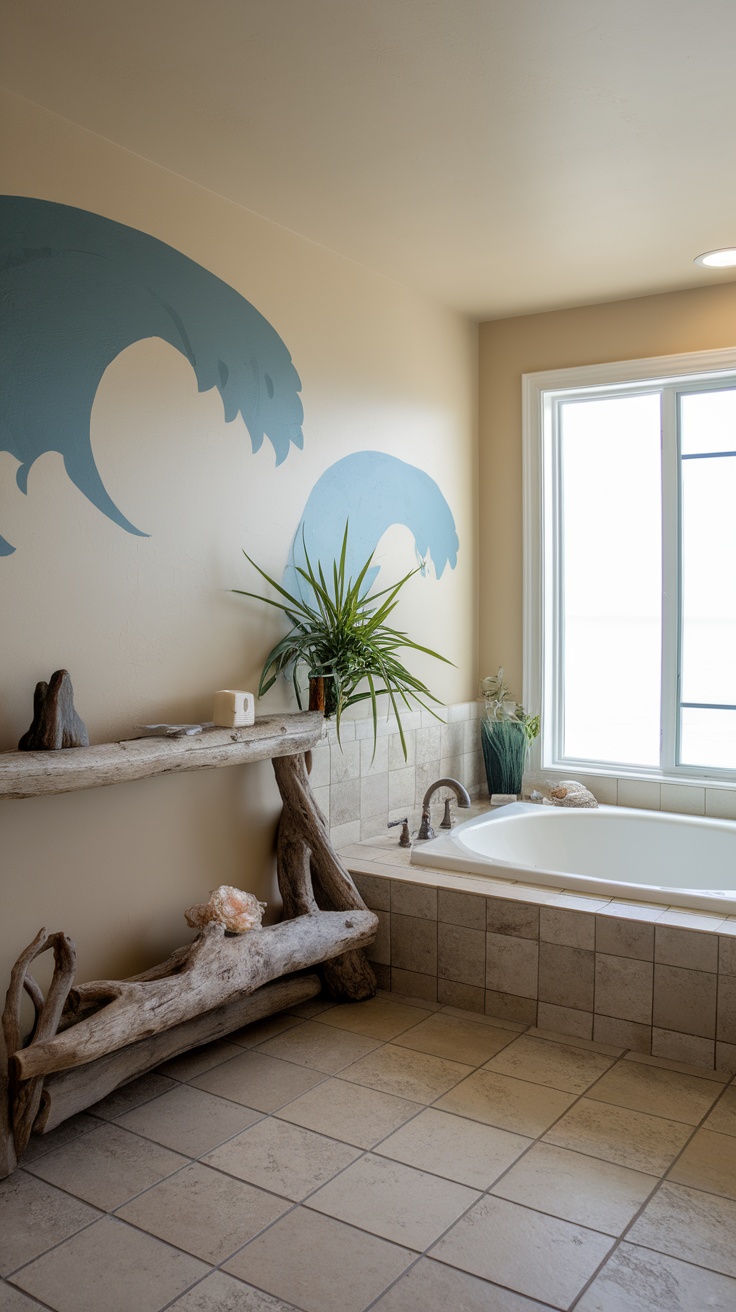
411,801,736,915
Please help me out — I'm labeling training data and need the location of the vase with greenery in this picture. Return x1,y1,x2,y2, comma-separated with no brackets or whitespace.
234,525,451,759
479,668,540,797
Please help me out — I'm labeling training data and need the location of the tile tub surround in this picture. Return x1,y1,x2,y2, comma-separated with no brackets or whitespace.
344,838,736,1073
2,997,736,1312
308,700,486,847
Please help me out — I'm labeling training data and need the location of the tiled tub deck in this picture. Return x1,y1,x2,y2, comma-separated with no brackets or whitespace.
343,832,736,1074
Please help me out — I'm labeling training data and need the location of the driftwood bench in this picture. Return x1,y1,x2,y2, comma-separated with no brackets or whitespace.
1,719,378,1178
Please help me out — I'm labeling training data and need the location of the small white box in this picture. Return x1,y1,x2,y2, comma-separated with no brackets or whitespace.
213,690,255,728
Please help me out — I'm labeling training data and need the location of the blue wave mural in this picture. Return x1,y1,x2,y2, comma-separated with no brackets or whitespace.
0,196,304,555
283,451,459,600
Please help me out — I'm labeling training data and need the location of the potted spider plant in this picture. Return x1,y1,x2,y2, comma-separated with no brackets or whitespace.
234,525,451,758
479,668,540,797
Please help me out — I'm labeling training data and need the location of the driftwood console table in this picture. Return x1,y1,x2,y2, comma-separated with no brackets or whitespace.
1,714,378,1178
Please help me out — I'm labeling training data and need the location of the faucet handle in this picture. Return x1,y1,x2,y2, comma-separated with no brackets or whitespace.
388,817,411,848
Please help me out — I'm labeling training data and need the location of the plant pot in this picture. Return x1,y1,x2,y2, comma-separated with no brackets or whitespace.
481,718,527,797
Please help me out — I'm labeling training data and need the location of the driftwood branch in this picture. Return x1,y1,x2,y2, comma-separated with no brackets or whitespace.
273,752,377,1000
13,911,375,1084
18,670,89,751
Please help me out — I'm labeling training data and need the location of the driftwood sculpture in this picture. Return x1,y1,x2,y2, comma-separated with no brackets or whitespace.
18,669,89,750
1,746,377,1179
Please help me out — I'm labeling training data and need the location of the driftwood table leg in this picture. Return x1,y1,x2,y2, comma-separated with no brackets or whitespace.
273,752,377,1001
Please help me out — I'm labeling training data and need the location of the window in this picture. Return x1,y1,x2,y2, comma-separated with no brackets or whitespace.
523,349,736,781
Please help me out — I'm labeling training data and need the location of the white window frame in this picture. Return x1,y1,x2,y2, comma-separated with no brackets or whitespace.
523,347,736,787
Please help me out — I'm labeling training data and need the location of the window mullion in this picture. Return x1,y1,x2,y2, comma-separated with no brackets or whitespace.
660,386,679,773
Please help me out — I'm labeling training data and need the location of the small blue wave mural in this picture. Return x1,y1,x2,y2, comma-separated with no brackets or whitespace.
283,451,459,600
0,196,304,555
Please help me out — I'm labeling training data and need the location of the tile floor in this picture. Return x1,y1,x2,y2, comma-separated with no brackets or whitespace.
2,993,736,1311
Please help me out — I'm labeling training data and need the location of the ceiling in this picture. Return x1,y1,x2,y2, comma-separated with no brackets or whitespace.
4,0,736,319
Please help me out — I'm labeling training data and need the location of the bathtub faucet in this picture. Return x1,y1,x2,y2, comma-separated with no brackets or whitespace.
417,777,471,841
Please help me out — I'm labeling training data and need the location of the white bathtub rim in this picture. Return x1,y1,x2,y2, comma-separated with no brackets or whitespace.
411,801,736,916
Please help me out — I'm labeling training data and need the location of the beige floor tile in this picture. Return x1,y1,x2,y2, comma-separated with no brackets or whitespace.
224,1207,414,1312
441,1005,527,1031
703,1084,736,1136
90,1073,177,1119
431,1193,613,1308
544,1099,692,1174
340,1043,472,1103
10,1215,207,1312
314,996,432,1040
375,1107,530,1189
391,1012,516,1065
668,1127,736,1199
117,1084,262,1156
0,1283,47,1311
287,996,336,1018
586,1059,722,1124
628,1180,736,1278
307,1152,479,1250
21,1114,99,1164
157,1040,245,1081
371,1257,551,1311
25,1122,188,1211
204,1117,361,1200
229,1013,304,1048
576,1241,736,1311
484,1034,615,1094
274,1076,422,1148
117,1162,289,1264
190,1050,325,1111
168,1270,301,1309
0,1171,100,1275
436,1068,576,1136
491,1142,656,1235
254,1019,381,1072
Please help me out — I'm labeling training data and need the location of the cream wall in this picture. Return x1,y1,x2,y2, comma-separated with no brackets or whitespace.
479,282,736,695
0,89,478,993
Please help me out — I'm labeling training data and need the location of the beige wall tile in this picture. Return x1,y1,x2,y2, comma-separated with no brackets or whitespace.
391,881,437,920
438,923,485,987
438,889,486,930
655,926,718,973
330,740,361,784
330,819,361,848
653,964,717,1040
486,933,538,998
595,954,653,1024
351,871,391,912
652,1028,715,1069
390,967,438,1003
366,910,391,966
361,736,389,777
593,1015,652,1053
388,767,415,810
660,784,705,816
720,937,736,975
361,771,389,821
596,917,654,961
389,731,415,771
717,976,736,1044
415,725,442,765
486,898,539,939
485,990,537,1026
717,1042,736,1074
538,942,594,1010
706,788,736,820
618,780,661,811
391,913,437,976
438,979,485,1013
536,1002,593,1040
540,907,594,950
330,779,360,826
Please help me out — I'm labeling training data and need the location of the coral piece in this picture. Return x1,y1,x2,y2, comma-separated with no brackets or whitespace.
18,670,89,751
185,885,267,934
543,780,598,809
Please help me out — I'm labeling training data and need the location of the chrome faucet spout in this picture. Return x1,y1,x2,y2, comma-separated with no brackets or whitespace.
416,777,471,841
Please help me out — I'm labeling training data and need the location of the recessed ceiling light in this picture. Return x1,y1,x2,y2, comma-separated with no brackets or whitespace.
694,248,736,268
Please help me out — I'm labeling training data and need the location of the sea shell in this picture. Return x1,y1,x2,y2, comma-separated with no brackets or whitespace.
185,885,267,933
544,780,598,809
